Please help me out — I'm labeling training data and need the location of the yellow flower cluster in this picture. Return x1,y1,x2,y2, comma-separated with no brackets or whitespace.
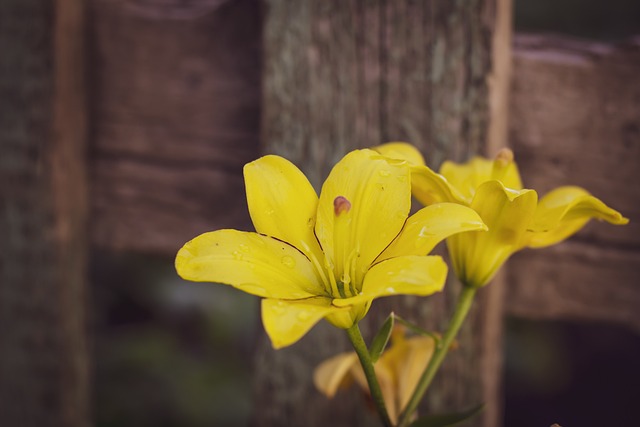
176,143,627,349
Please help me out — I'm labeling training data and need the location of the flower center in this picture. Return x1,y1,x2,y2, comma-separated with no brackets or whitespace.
326,196,359,300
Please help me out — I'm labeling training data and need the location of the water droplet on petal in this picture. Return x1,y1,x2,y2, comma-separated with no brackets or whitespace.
281,256,296,268
270,302,286,315
386,287,396,293
297,311,312,321
239,243,250,253
378,169,391,177
240,283,267,296
418,227,435,237
232,251,243,260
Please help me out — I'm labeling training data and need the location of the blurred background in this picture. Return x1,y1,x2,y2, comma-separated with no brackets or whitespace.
2,0,639,426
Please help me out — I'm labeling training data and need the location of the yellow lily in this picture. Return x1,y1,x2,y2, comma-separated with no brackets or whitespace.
375,143,629,288
314,327,435,424
176,149,486,348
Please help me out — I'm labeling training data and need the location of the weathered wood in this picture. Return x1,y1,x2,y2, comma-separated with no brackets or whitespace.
90,0,262,254
51,0,90,425
506,35,640,329
0,0,89,426
254,1,504,426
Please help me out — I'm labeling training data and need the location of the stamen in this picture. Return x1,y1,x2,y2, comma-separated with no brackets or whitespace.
332,196,352,299
494,148,514,167
302,242,332,297
492,148,515,182
334,196,351,216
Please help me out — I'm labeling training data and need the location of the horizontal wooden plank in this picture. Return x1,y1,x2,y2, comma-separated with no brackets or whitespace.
509,34,640,249
506,34,640,327
506,241,640,332
90,0,261,254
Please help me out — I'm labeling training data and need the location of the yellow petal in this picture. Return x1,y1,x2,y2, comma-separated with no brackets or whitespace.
439,150,523,201
313,352,359,398
261,297,344,349
333,256,447,307
373,142,427,166
490,148,523,190
447,181,538,288
393,336,435,411
176,229,325,299
440,157,494,201
527,186,629,248
244,155,325,262
315,149,411,287
378,203,487,261
410,164,468,206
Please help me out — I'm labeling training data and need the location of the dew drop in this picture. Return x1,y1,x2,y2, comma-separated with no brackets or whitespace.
418,227,435,237
270,302,286,315
378,169,391,177
265,209,275,216
297,311,312,321
238,243,250,253
240,283,267,296
281,256,296,268
232,251,244,260
385,287,396,293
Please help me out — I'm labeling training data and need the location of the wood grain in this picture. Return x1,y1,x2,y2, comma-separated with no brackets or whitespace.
90,0,262,255
0,0,88,426
506,34,640,328
255,1,501,426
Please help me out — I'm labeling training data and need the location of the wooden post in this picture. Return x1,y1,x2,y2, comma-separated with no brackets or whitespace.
254,1,510,426
0,1,89,426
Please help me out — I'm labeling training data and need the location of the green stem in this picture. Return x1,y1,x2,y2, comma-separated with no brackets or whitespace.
397,286,477,427
346,324,394,427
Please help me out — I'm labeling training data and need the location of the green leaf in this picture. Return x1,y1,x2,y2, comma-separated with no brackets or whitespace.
408,403,485,427
368,312,395,363
394,315,441,344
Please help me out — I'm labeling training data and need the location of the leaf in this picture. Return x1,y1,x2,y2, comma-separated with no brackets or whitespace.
408,403,485,427
368,312,395,363
394,315,441,344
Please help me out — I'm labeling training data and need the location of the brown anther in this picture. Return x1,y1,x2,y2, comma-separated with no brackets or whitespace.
495,147,514,166
333,196,351,216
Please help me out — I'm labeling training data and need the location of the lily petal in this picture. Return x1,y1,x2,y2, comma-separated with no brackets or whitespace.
262,297,344,349
384,335,435,412
378,203,487,261
313,352,359,398
527,186,629,248
373,142,427,166
244,155,325,262
333,256,447,307
176,229,325,299
440,150,522,201
410,164,468,206
315,149,412,286
448,181,538,287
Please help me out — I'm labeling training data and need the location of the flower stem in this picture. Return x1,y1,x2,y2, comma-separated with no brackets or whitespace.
346,324,394,427
397,286,477,427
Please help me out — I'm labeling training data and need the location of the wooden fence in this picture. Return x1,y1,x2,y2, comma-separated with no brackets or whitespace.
1,0,638,426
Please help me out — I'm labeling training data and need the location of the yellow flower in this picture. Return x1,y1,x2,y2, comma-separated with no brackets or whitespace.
314,327,435,424
176,149,486,348
375,143,629,288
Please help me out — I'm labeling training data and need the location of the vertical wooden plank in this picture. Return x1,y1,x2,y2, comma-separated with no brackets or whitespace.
52,0,89,425
0,0,89,426
255,1,508,425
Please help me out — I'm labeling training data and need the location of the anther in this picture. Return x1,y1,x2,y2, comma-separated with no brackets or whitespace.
333,196,351,216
